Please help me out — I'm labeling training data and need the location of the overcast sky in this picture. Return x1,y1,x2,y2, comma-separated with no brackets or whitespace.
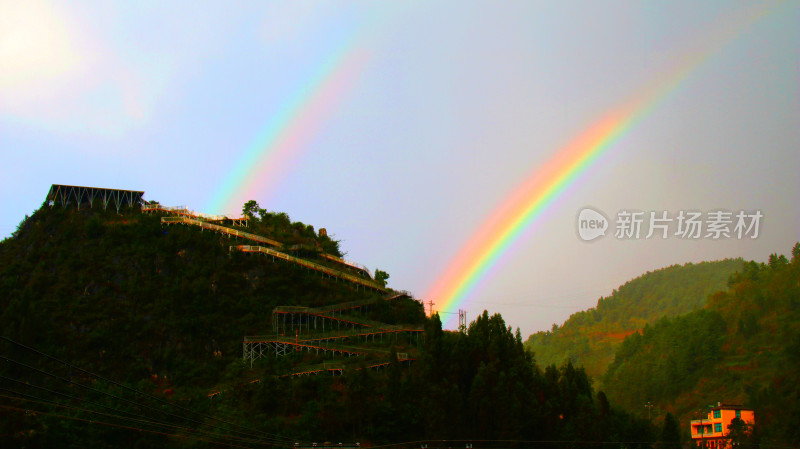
2,0,798,336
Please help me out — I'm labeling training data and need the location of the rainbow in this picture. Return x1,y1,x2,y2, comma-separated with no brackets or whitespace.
427,2,782,327
427,103,638,326
206,47,368,215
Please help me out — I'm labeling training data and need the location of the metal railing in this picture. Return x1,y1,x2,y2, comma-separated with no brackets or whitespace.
232,245,386,292
152,205,380,281
144,203,244,223
163,216,282,247
319,253,371,278
273,299,377,316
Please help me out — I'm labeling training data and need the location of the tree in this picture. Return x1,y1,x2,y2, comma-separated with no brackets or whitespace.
660,413,682,449
242,200,259,218
374,269,389,287
597,391,611,418
727,417,749,448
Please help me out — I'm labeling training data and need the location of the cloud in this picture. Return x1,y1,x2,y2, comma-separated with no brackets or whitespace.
0,0,87,107
0,0,85,87
0,0,172,138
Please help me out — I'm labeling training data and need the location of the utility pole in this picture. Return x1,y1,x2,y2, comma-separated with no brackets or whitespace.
700,411,705,449
458,309,467,333
427,300,434,317
645,401,654,420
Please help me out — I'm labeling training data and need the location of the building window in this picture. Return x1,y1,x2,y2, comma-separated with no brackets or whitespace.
715,423,722,433
736,410,741,419
714,410,721,419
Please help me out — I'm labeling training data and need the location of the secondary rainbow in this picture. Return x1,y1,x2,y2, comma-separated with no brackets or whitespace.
428,2,780,326
206,46,368,215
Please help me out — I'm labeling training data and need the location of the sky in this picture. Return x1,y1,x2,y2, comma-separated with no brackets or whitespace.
1,0,798,337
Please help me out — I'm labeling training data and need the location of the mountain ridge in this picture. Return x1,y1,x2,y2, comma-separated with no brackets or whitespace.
524,259,744,380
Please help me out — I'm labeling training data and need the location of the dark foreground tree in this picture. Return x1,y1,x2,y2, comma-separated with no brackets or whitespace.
660,413,681,449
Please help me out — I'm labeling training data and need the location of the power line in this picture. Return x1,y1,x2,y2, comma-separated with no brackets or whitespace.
0,354,266,441
461,287,613,308
366,439,690,449
0,336,299,445
0,403,259,449
0,335,298,444
0,377,178,428
367,439,800,449
0,390,274,447
0,376,288,448
0,362,287,446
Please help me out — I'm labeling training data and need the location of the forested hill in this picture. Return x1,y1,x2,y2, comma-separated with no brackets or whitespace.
0,202,417,445
0,203,405,386
601,244,800,448
524,259,743,380
0,201,656,448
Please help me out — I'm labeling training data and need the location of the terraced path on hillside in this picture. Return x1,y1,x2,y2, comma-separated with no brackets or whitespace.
142,205,421,384
243,296,424,376
145,204,383,291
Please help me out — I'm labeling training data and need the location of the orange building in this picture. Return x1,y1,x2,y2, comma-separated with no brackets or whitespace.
690,403,754,449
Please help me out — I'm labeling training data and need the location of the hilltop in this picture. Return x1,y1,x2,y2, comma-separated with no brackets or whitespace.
524,259,743,380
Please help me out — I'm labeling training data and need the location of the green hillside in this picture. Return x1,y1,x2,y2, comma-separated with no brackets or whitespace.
0,202,408,384
601,244,800,448
0,199,654,448
524,260,743,380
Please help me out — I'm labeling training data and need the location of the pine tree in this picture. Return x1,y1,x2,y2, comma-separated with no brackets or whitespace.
660,413,682,449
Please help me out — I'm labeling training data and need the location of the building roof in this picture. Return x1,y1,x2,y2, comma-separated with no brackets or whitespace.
46,184,145,212
710,403,753,411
